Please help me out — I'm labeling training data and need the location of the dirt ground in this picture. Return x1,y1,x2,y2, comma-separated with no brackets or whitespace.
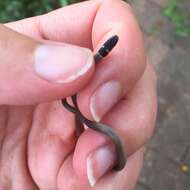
127,0,190,190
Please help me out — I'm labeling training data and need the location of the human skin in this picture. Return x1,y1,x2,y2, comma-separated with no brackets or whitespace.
0,0,157,189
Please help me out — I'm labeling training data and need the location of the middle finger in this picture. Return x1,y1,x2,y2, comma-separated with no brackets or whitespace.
73,64,157,184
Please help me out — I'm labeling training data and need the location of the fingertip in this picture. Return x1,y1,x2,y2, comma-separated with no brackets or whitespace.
73,129,109,181
34,44,94,84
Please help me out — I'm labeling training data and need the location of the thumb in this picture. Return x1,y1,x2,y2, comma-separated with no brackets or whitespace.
0,24,94,105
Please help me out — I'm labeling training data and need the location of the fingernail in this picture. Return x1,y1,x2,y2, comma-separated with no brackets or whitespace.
87,145,116,187
90,81,122,122
34,44,94,83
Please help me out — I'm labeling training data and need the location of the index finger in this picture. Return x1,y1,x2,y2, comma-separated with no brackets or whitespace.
7,0,146,118
8,0,145,73
42,0,146,120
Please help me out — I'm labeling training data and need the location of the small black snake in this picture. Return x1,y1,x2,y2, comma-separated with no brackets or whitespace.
62,35,127,171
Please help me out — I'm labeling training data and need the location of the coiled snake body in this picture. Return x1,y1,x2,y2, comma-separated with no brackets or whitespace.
62,36,127,171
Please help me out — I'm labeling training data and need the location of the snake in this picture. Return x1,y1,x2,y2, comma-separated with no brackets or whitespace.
62,35,127,171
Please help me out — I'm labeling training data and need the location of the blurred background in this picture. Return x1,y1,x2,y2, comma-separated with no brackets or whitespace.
0,0,189,189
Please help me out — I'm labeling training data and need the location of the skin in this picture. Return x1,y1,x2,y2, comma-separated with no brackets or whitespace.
0,0,157,189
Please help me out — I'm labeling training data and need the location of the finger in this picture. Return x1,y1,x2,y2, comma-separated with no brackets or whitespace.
73,64,157,185
7,0,146,118
0,24,94,105
77,0,146,121
28,101,77,189
57,148,144,190
6,0,101,46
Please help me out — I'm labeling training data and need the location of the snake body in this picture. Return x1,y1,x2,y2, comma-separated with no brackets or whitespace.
62,35,127,171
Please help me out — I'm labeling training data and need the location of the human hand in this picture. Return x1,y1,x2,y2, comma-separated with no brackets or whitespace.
0,0,157,189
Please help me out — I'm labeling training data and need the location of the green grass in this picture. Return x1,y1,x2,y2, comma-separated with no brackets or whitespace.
163,0,190,37
0,0,71,23
0,0,126,23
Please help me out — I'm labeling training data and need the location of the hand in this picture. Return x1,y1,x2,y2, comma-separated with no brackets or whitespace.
0,0,157,189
